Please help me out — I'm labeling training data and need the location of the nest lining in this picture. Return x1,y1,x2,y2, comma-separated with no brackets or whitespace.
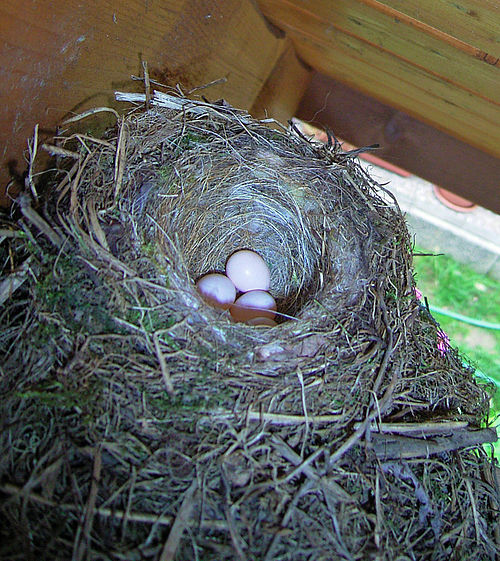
0,90,498,561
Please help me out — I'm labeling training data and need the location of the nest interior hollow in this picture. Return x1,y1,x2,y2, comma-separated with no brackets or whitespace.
114,105,395,332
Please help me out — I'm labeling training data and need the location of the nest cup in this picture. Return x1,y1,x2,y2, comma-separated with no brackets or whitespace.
129,106,374,323
152,145,327,316
0,91,497,561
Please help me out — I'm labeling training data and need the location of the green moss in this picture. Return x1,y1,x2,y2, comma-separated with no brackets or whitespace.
139,240,170,279
180,131,208,148
148,367,232,418
385,290,398,301
16,381,89,410
156,165,174,184
141,241,156,256
33,253,118,336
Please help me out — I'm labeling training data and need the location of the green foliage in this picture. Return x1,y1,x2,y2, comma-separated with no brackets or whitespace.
412,248,500,456
412,249,500,383
148,364,232,419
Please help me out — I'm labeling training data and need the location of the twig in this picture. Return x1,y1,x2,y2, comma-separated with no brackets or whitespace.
86,198,110,251
482,458,500,550
159,479,198,561
369,428,497,460
218,410,469,436
328,417,372,467
329,356,399,469
73,445,102,561
271,435,352,502
464,477,481,544
224,505,248,561
153,332,175,395
69,152,94,214
374,471,383,549
122,467,137,538
321,480,354,560
187,77,227,94
26,124,39,200
0,482,229,531
113,117,128,203
68,224,137,277
0,228,25,239
17,193,64,248
330,356,400,467
263,479,314,561
42,143,81,159
372,298,394,396
0,256,33,306
55,133,115,150
296,367,309,457
63,107,120,125
281,447,325,485
142,60,151,109
115,90,251,123
55,160,80,202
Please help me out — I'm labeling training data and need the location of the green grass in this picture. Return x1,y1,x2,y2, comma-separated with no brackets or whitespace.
412,248,500,457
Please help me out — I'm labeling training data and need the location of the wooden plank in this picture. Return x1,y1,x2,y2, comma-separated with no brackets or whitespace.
251,40,312,123
292,34,500,157
297,74,500,215
0,0,285,206
259,0,500,100
256,0,500,158
293,34,500,146
377,0,500,58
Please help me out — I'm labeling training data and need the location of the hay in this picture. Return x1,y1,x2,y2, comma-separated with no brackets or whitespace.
0,89,498,561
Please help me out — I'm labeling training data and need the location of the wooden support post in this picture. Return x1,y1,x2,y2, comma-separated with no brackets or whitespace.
251,40,312,124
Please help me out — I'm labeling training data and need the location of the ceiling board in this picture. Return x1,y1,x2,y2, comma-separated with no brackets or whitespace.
376,0,500,58
259,0,499,100
293,34,499,156
257,0,500,158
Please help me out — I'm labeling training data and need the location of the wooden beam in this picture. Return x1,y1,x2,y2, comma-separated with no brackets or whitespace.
0,0,286,206
256,0,500,158
297,73,500,215
377,0,500,58
251,40,312,123
259,0,500,98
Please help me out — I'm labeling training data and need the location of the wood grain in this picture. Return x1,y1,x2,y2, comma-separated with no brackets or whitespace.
251,40,312,123
376,0,500,58
257,0,500,158
0,0,285,206
260,0,499,99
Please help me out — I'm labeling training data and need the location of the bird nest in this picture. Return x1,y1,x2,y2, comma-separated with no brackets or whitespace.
0,90,498,561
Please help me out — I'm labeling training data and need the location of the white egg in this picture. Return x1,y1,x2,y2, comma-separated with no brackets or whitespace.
225,249,271,292
196,273,236,309
246,316,277,327
230,290,277,322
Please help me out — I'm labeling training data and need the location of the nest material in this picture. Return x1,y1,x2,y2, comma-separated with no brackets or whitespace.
0,91,498,561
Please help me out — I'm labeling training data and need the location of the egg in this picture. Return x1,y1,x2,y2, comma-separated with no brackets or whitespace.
225,249,271,292
246,316,277,327
196,273,236,309
230,290,277,322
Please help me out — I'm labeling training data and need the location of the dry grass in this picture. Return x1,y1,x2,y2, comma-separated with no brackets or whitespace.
0,90,498,560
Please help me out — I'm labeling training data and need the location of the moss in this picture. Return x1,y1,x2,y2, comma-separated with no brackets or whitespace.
16,381,92,411
33,253,117,336
148,367,233,418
